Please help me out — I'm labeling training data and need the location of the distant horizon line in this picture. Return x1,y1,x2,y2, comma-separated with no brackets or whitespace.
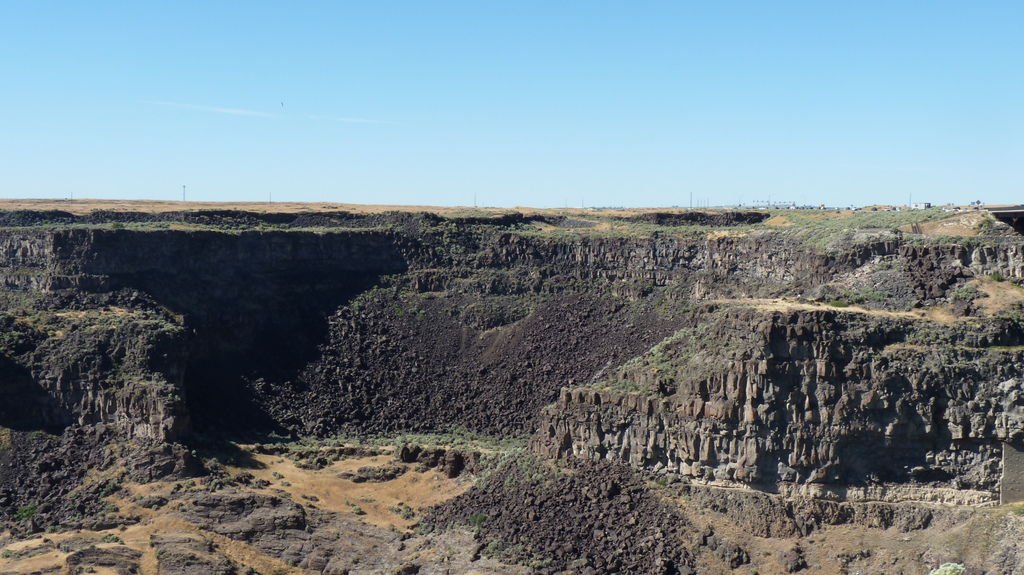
0,197,1017,211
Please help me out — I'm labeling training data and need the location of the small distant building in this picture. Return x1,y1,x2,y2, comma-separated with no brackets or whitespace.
910,202,932,210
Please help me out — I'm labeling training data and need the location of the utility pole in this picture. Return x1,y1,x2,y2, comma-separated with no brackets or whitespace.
689,192,693,210
182,185,186,202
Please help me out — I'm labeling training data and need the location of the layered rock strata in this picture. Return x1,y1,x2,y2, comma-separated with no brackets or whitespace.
535,305,1024,503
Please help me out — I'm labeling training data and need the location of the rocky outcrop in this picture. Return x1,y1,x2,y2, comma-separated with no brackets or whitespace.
65,546,142,575
176,488,515,574
0,226,411,439
670,482,976,538
0,424,197,531
2,208,1024,496
427,458,708,574
151,534,240,575
534,306,1024,503
617,210,770,227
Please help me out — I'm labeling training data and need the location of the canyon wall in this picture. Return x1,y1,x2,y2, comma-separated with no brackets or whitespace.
534,306,1024,503
0,210,1022,507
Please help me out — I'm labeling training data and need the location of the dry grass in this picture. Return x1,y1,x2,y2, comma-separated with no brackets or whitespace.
973,278,1024,317
0,443,478,574
0,494,306,575
229,452,471,530
712,297,962,323
670,483,1024,575
763,214,795,227
54,306,133,321
707,229,752,240
0,198,750,218
900,211,989,237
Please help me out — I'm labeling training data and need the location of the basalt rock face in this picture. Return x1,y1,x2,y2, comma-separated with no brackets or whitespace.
1,210,1024,489
534,305,1024,502
617,210,770,227
2,213,840,440
0,225,410,439
0,298,189,442
70,228,411,433
5,209,1024,573
0,424,197,531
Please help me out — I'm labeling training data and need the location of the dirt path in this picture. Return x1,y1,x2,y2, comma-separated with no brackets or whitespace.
708,297,961,323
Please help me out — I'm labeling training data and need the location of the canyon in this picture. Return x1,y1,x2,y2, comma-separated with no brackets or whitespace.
0,202,1022,574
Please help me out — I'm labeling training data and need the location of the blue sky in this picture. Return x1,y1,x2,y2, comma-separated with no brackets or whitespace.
1,1,1021,207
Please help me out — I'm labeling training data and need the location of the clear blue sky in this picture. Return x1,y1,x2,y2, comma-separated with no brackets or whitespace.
1,1,1021,207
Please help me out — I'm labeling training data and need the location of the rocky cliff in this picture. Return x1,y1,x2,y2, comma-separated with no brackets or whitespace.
1,206,1024,574
1,208,1022,492
534,304,1024,504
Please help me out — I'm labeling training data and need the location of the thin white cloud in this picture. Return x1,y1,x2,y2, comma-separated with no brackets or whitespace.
307,114,396,125
149,101,395,125
150,100,273,118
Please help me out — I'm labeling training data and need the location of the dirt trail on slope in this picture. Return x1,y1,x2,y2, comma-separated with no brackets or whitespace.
709,297,962,322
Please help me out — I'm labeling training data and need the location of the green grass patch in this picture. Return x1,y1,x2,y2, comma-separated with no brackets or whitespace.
468,512,488,529
774,207,947,253
14,504,37,522
296,427,528,454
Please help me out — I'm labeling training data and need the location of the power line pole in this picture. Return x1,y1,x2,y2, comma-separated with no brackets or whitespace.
182,185,186,202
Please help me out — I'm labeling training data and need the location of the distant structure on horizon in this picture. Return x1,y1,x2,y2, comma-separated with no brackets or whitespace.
989,205,1024,235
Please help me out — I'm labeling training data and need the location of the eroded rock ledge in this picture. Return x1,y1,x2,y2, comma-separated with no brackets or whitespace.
534,305,1024,505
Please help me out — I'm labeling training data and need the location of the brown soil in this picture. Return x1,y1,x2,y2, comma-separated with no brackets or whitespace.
901,211,989,237
973,277,1024,317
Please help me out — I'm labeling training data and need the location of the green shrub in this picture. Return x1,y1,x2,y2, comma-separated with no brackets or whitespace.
390,502,415,520
483,539,503,556
14,505,36,521
468,512,488,529
844,288,888,305
98,480,122,497
990,272,1006,282
950,285,982,302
